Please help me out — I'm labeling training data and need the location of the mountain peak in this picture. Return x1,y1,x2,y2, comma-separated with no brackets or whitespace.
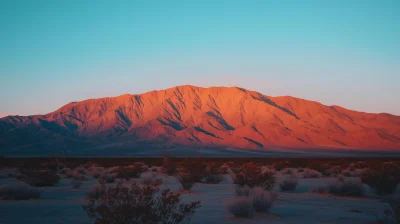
1,85,400,155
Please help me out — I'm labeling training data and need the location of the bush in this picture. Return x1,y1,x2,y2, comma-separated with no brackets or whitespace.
361,163,400,196
227,197,255,218
281,168,295,175
0,184,41,200
19,169,60,187
88,166,104,178
99,171,116,183
231,162,275,190
141,172,163,185
297,168,305,172
83,182,201,224
312,178,365,197
302,168,322,178
203,174,225,184
177,160,207,183
176,170,196,190
250,187,278,213
74,166,87,175
115,162,148,179
202,162,225,184
326,165,342,177
328,179,365,197
280,175,298,191
235,186,252,197
161,154,178,175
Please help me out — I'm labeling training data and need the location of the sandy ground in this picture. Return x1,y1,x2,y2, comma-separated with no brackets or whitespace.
0,169,395,224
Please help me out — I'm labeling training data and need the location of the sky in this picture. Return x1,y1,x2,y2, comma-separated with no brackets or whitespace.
1,0,399,117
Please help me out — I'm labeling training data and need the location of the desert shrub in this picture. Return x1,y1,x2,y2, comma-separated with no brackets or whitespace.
161,154,178,175
227,197,255,218
86,184,106,199
328,179,365,196
235,186,252,197
281,168,295,175
302,168,322,178
99,171,116,183
177,159,207,183
141,172,163,185
203,174,225,184
175,170,196,190
0,184,41,200
115,162,148,179
272,160,291,171
312,178,365,197
83,182,201,224
231,162,275,190
262,166,276,174
174,159,208,190
74,166,87,175
221,161,235,174
70,180,83,189
361,162,400,196
202,162,225,184
326,165,342,177
280,175,298,191
219,163,231,174
250,187,278,213
88,166,104,178
19,169,60,187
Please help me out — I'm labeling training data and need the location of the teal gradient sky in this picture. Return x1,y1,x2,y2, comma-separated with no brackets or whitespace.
1,0,399,117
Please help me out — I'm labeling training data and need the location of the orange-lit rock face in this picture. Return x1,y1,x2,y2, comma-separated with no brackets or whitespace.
1,85,400,151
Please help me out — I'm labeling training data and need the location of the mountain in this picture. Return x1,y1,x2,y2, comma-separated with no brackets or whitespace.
1,85,400,156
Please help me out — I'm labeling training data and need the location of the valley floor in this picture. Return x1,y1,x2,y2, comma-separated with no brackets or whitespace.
0,169,393,224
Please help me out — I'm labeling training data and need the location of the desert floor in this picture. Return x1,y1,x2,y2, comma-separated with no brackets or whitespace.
0,168,394,224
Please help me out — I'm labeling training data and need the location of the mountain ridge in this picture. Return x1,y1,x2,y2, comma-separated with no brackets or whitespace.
1,85,400,155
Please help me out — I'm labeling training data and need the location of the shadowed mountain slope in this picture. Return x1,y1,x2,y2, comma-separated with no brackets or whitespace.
1,85,400,155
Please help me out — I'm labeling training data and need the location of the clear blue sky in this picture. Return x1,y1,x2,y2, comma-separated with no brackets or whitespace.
1,0,399,117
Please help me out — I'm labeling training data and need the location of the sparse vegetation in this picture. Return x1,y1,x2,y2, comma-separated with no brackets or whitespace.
235,186,252,197
19,169,60,187
161,154,178,175
302,168,322,178
176,170,197,190
83,181,201,224
202,162,226,184
312,177,365,197
227,197,255,218
231,162,276,190
361,162,400,196
0,184,41,200
141,172,163,185
115,162,149,179
280,175,298,191
229,187,278,218
99,171,116,183
250,187,278,213
281,168,295,175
